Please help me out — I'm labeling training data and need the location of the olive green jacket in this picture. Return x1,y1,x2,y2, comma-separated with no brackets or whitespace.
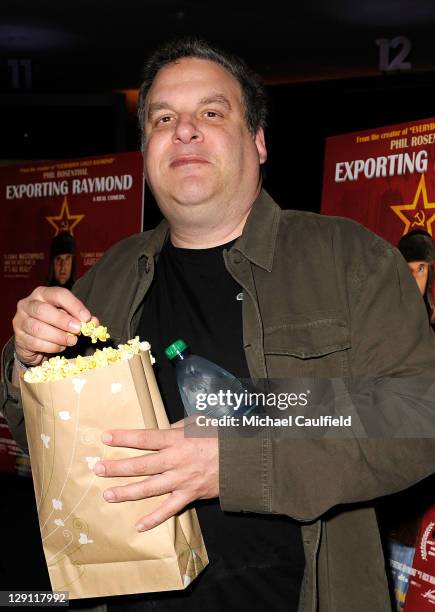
3,190,435,611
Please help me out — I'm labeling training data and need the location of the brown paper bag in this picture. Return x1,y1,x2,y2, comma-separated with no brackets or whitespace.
20,351,208,599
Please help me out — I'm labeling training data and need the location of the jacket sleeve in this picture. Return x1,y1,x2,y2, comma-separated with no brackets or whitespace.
1,337,28,451
219,226,435,521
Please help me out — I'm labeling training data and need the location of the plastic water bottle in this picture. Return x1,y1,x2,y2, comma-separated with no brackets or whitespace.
165,339,256,418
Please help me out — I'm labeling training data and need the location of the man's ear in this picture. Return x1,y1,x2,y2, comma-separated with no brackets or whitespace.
254,128,267,165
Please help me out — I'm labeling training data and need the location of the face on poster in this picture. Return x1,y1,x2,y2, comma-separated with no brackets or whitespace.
0,151,144,351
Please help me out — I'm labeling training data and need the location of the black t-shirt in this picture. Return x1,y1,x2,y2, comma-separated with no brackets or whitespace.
115,240,304,611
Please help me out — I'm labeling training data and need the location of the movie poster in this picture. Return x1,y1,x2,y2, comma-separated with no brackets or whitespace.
321,117,435,245
0,151,144,474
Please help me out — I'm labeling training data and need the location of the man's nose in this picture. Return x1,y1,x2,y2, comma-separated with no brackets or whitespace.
172,114,203,144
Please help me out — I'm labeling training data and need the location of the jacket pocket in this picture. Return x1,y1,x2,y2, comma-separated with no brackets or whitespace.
263,317,351,378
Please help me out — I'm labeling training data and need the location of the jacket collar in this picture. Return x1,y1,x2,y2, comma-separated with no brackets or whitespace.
142,218,170,258
232,189,281,272
139,188,281,272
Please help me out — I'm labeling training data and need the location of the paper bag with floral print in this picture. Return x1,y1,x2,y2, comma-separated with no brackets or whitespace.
19,349,208,599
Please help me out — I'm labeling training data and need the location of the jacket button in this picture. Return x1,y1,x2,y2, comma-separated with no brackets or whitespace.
232,254,242,264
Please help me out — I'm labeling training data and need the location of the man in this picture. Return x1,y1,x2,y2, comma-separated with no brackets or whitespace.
3,38,435,611
47,232,76,289
398,229,435,326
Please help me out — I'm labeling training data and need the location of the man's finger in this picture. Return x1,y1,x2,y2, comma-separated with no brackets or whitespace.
21,317,79,348
135,492,189,531
57,309,100,330
102,473,175,503
94,450,174,477
102,428,181,450
34,286,91,322
15,330,68,359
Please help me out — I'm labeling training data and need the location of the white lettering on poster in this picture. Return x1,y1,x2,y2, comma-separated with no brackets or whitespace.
5,175,134,199
334,150,428,183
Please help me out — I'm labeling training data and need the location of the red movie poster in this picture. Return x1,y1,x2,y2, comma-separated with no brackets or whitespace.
321,117,435,245
0,151,144,474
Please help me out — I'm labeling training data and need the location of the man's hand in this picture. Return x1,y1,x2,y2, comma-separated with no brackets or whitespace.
13,285,94,366
94,425,219,531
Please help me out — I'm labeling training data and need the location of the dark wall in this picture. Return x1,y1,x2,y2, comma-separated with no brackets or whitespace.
0,93,128,161
264,71,435,214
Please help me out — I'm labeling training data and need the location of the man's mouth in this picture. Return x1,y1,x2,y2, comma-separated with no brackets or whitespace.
170,156,210,168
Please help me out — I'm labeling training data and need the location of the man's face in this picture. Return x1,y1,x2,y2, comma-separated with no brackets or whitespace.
54,254,73,285
143,58,266,220
408,260,430,296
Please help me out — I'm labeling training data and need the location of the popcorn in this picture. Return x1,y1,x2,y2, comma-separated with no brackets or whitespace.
24,336,152,384
80,321,110,343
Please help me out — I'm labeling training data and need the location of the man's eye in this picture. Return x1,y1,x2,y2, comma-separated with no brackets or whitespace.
156,116,172,125
204,111,220,118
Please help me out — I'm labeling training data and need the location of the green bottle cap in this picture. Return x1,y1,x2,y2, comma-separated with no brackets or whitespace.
164,339,188,360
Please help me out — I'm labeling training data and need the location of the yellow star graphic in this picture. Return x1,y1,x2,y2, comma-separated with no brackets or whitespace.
390,174,435,237
46,197,85,236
